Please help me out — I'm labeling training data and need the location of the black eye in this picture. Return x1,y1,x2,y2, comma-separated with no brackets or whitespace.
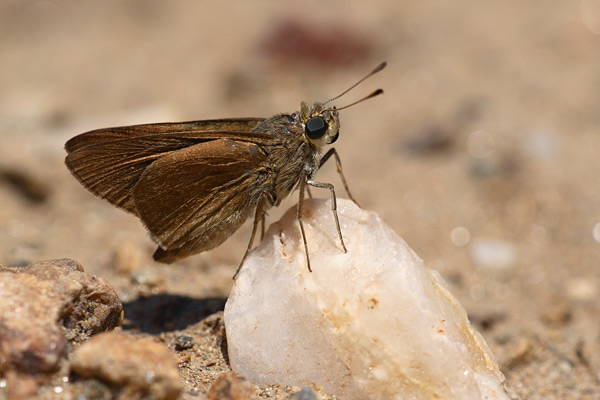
305,117,328,139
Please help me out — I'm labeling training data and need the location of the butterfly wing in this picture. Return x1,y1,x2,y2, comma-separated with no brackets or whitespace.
131,138,270,263
65,119,272,215
65,118,265,152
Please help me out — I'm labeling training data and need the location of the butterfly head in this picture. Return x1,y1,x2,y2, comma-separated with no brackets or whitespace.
300,101,340,148
298,62,386,149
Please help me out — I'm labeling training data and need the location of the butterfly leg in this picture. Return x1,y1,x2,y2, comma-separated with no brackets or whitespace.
318,148,359,207
233,193,270,280
306,179,348,254
260,213,265,241
297,174,312,272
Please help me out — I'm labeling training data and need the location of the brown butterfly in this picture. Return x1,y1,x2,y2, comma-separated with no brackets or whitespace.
65,62,385,278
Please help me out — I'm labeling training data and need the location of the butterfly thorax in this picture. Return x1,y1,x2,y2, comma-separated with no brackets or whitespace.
253,101,339,207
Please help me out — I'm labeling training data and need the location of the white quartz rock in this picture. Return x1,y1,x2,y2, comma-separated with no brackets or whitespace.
224,199,508,400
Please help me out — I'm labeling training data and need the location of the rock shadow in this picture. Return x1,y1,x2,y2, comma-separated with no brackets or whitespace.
122,294,226,334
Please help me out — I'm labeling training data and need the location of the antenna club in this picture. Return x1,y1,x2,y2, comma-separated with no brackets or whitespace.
373,61,387,74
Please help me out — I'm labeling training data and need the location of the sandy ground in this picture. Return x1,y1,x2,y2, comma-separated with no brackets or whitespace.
1,1,599,399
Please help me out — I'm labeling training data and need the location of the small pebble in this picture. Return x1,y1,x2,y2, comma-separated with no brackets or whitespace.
592,222,600,243
114,241,141,274
208,372,257,400
502,339,533,371
565,278,597,301
522,129,558,158
469,238,516,271
289,387,318,400
541,301,572,326
174,335,195,351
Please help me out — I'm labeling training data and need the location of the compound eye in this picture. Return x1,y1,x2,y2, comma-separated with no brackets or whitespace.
305,116,328,139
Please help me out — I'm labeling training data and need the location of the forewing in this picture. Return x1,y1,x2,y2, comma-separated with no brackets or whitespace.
65,118,265,153
65,120,274,215
132,138,269,262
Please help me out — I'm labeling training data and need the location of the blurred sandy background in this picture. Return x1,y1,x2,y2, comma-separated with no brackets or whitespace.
1,1,600,398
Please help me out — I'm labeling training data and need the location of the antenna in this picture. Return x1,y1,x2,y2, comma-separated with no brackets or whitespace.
323,89,384,112
322,61,387,106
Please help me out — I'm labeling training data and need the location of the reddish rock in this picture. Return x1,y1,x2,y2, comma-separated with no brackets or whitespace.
208,372,258,400
0,259,123,375
70,332,183,400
